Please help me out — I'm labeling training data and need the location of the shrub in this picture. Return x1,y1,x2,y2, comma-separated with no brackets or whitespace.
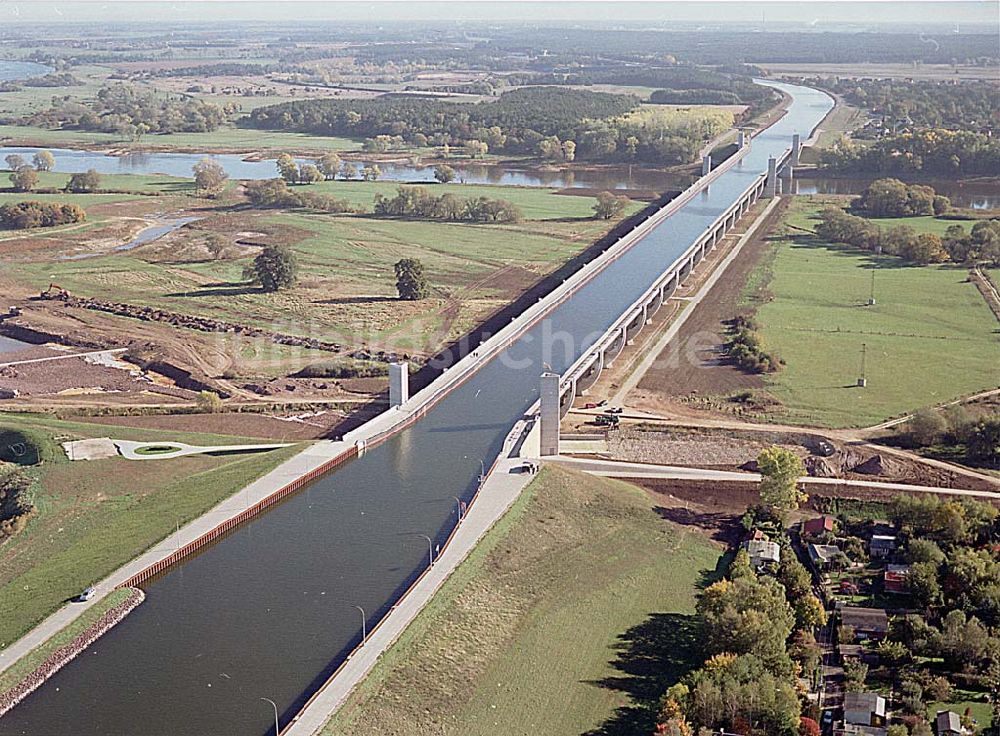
196,390,223,413
0,200,86,230
296,361,389,379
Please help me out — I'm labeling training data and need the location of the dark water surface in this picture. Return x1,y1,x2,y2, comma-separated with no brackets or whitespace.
0,81,833,736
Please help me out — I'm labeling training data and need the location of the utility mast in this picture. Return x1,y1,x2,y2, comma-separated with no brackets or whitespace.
857,343,868,388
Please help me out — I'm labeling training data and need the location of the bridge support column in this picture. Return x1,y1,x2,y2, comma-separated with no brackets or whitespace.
701,154,712,176
389,361,409,407
766,156,778,198
791,133,801,166
737,129,748,148
539,372,561,456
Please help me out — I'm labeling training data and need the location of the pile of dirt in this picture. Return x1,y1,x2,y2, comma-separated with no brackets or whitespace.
36,290,398,363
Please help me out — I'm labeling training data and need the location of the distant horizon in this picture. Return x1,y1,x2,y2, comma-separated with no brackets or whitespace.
1,1,997,30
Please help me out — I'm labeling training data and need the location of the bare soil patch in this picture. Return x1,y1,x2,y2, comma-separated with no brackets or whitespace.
633,199,790,402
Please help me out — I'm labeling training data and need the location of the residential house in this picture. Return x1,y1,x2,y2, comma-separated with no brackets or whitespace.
869,535,897,559
884,564,911,595
809,543,844,571
844,691,887,728
839,606,889,641
741,538,780,570
803,515,836,537
935,710,962,736
836,726,888,736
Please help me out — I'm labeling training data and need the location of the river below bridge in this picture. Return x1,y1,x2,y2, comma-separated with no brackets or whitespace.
0,80,834,736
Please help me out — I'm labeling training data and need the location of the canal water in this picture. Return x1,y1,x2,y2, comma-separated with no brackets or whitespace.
0,81,834,736
0,144,685,191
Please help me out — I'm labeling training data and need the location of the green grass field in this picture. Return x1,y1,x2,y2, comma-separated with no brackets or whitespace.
323,466,720,736
4,185,636,350
750,198,1000,428
0,412,302,648
2,168,197,196
928,692,992,730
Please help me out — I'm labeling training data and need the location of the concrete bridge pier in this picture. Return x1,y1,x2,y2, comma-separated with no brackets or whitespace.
389,361,409,407
539,372,561,456
791,133,801,166
737,129,748,148
701,154,712,176
766,157,778,198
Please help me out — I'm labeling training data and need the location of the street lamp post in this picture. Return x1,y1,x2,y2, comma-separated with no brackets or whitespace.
453,496,464,522
419,534,434,566
260,697,279,736
354,605,367,645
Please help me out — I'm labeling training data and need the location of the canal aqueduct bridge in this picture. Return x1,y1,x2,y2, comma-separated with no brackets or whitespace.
540,143,794,453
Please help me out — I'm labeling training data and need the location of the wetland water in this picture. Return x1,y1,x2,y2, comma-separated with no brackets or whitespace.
0,80,834,736
0,144,685,191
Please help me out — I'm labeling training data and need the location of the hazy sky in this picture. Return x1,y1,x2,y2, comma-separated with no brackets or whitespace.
1,1,997,27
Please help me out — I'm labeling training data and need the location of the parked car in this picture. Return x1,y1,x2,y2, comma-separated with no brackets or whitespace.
74,587,96,602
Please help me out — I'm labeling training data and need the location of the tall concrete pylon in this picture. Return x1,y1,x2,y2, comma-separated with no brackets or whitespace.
539,372,561,456
791,133,801,165
737,129,748,148
389,361,409,407
766,156,778,198
701,154,712,176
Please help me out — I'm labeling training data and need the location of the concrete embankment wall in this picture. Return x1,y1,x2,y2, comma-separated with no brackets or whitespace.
0,588,145,718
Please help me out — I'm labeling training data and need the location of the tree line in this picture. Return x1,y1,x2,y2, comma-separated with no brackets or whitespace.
245,87,729,165
372,185,522,223
820,129,1000,177
818,78,996,134
656,448,825,736
816,205,1000,266
19,83,235,136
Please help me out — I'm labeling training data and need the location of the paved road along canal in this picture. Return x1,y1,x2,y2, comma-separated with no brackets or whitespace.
0,81,832,736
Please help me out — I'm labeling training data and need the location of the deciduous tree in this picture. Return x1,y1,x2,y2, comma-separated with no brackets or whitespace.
253,244,297,292
757,447,806,521
394,257,429,301
193,157,228,198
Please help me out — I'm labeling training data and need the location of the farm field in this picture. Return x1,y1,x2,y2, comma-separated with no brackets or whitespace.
322,465,720,736
0,412,302,647
760,62,1000,82
751,197,1000,428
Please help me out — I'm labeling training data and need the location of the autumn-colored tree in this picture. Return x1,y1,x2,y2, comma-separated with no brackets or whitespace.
757,446,806,521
